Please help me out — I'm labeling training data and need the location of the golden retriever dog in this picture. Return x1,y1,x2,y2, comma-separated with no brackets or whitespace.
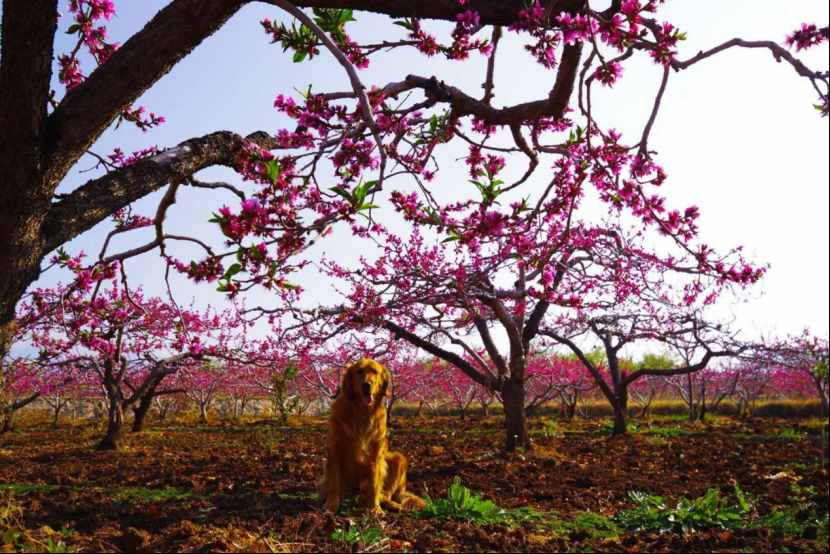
320,358,426,515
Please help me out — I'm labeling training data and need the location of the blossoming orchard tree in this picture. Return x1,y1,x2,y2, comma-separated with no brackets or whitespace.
525,353,596,418
662,362,741,422
1,0,827,370
539,221,757,435
749,332,829,417
17,262,250,449
546,309,744,435
0,358,73,432
281,195,763,448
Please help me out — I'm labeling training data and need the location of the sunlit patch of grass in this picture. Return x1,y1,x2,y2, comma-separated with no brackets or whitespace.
641,425,685,438
599,420,639,435
110,486,195,503
1,482,201,506
0,483,60,495
654,413,689,422
276,491,318,502
530,418,563,439
534,511,621,540
801,417,830,430
769,428,806,441
642,435,669,446
566,511,621,539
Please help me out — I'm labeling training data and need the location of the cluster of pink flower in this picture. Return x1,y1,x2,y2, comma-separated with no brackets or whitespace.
106,146,159,168
446,10,491,60
59,1,164,131
395,17,490,60
111,208,153,231
786,23,828,51
119,105,165,132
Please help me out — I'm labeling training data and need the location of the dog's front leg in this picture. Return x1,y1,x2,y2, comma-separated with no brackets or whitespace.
323,455,342,514
369,468,385,515
364,447,386,515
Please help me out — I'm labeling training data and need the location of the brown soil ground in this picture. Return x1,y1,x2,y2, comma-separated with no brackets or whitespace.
1,413,827,552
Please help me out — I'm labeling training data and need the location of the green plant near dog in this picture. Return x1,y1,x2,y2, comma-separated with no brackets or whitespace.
615,485,752,533
417,477,506,523
330,520,385,549
417,478,552,526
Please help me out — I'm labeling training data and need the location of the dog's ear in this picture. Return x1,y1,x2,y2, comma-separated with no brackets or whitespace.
342,363,357,402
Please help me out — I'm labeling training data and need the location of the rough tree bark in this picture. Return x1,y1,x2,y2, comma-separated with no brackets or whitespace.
501,378,529,451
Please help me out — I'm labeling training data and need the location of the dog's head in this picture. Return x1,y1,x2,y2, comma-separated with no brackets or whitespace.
342,358,390,412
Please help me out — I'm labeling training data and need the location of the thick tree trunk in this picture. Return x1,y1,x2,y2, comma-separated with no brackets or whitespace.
610,387,629,436
814,379,829,418
611,402,627,436
199,402,209,423
131,393,154,433
502,380,529,451
52,402,62,426
98,397,124,450
565,400,577,420
1,411,14,434
0,1,59,361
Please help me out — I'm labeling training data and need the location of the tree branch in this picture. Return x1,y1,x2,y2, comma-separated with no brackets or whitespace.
41,130,275,254
45,0,246,186
402,44,581,125
382,319,494,389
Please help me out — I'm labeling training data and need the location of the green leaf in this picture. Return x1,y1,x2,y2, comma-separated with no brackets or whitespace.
223,263,242,280
292,50,308,63
441,230,461,243
330,186,352,201
66,24,81,34
354,179,377,205
265,159,281,183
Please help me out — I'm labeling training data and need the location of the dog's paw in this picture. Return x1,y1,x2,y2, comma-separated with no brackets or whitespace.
324,500,341,514
367,505,385,517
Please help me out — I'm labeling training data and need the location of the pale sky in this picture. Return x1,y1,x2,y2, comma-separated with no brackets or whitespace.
34,0,829,352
